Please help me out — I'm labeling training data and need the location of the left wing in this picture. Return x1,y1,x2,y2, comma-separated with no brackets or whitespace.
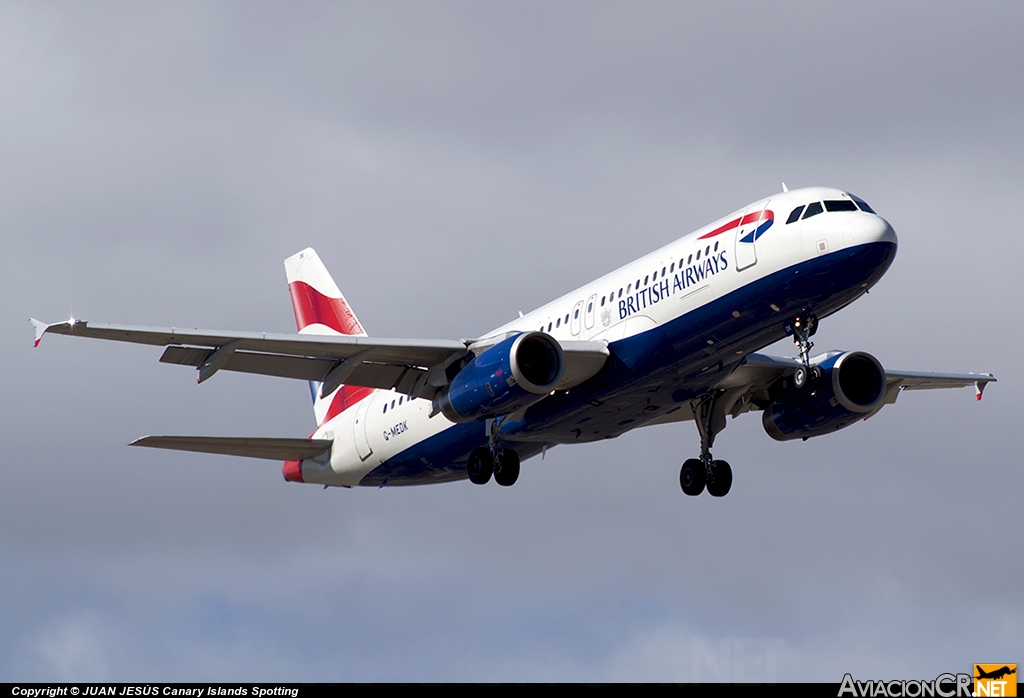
647,351,996,427
721,352,996,406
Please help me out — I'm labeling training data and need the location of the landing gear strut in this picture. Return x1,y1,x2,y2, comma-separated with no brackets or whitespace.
679,390,733,497
467,417,521,487
790,315,823,389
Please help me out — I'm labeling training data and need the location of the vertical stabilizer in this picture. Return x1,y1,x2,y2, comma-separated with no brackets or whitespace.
284,248,372,426
285,248,367,337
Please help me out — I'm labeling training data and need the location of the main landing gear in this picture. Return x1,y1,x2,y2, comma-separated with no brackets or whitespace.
467,417,521,487
789,315,823,390
680,390,733,497
467,447,520,486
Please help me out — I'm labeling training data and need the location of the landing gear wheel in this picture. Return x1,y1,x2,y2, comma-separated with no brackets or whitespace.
810,365,824,387
493,448,520,487
794,366,808,389
467,447,493,485
706,460,732,497
680,458,706,496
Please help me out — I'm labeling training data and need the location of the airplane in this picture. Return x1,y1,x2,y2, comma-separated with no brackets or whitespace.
975,666,1016,681
31,186,996,497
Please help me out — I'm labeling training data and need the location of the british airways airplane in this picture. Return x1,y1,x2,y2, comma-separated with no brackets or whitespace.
31,187,995,497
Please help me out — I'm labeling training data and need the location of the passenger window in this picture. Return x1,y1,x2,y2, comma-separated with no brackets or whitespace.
786,206,804,224
600,297,605,307
705,246,710,256
644,275,649,285
713,242,718,252
587,302,593,312
556,318,560,328
688,254,693,264
662,266,666,275
574,308,579,319
802,202,824,219
825,200,857,212
696,249,701,260
670,262,675,272
547,323,552,331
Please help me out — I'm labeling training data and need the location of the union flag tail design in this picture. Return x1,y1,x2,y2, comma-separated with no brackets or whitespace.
284,248,372,427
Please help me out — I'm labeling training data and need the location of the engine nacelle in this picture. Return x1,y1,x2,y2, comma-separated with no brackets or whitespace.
762,351,887,441
435,332,564,423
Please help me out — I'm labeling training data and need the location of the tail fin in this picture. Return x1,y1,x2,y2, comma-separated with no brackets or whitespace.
284,248,372,426
285,248,367,337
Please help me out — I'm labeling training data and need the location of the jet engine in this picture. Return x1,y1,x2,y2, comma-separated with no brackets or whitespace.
435,332,564,422
762,351,887,441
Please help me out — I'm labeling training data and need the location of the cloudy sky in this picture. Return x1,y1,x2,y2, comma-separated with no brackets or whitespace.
1,1,1020,682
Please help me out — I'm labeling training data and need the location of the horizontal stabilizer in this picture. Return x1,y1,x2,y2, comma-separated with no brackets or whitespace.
130,436,332,461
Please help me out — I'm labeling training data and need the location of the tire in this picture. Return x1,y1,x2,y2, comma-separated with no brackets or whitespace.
467,446,493,485
794,366,808,389
493,448,521,487
810,365,824,387
679,458,706,496
707,460,732,497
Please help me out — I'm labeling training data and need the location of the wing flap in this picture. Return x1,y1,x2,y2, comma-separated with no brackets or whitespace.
130,436,333,461
160,346,335,381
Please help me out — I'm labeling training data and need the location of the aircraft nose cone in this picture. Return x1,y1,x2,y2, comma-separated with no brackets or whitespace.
844,214,897,247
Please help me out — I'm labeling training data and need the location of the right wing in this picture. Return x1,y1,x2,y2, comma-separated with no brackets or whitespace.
31,319,611,400
32,318,469,399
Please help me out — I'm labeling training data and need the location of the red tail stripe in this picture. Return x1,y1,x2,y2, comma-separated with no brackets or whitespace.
322,385,374,426
289,281,365,335
282,459,304,482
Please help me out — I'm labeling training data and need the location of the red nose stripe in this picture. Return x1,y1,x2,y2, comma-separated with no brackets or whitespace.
698,209,773,240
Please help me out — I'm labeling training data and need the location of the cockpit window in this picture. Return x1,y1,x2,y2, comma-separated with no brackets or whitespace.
849,194,876,214
824,199,858,212
786,206,805,224
802,202,824,219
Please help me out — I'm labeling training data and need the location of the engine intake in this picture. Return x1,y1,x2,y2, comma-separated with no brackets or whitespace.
435,332,564,422
763,351,887,441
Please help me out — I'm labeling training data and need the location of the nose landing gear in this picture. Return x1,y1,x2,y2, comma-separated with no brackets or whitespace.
789,315,823,389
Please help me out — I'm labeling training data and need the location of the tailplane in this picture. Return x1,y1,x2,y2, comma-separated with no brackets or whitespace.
284,248,373,426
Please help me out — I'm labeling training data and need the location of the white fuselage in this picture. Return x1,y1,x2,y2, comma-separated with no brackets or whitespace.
301,187,897,487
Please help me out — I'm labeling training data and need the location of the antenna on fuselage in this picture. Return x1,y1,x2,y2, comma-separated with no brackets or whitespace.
781,182,789,192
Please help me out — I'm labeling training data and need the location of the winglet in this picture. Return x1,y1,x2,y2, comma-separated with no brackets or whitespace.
975,374,994,401
30,318,54,347
30,317,83,347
